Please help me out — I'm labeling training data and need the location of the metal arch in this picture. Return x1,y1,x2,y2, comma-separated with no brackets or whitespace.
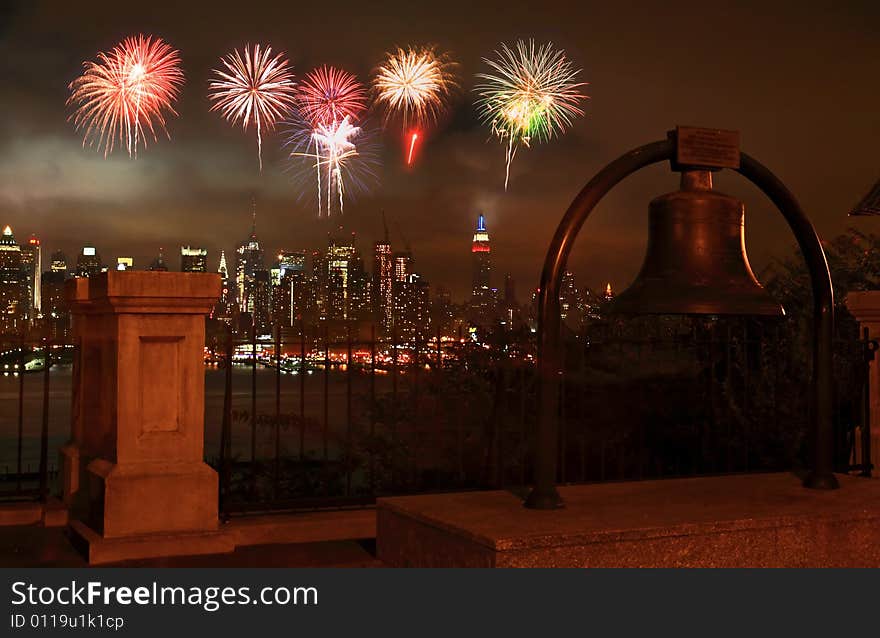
525,138,837,510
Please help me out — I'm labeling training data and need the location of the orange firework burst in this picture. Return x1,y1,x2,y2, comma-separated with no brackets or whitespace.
373,45,456,129
297,66,368,128
208,44,298,172
67,34,184,158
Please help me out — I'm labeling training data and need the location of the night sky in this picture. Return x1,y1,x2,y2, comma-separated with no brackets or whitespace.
1,0,878,300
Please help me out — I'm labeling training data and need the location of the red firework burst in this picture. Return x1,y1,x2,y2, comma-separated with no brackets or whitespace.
297,65,368,127
67,34,184,158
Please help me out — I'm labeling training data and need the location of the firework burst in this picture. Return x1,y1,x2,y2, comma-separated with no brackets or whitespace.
373,45,456,139
67,34,184,158
286,115,379,217
287,66,371,216
475,40,587,188
297,66,369,128
208,44,297,172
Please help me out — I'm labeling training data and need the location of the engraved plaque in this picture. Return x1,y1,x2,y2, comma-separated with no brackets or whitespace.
676,126,740,169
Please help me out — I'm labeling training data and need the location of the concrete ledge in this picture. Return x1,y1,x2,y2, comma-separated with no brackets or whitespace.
0,498,68,528
377,473,880,567
0,502,43,527
69,520,234,565
225,509,375,547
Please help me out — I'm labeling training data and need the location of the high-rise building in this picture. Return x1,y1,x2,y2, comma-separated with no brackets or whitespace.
468,214,495,326
373,239,393,330
50,251,68,274
393,273,431,344
19,234,41,319
180,246,208,273
393,251,413,283
0,226,23,333
471,214,491,297
75,246,102,277
149,248,169,272
116,257,134,271
236,206,264,314
432,285,455,337
278,251,306,277
327,233,358,320
41,270,69,339
252,269,273,335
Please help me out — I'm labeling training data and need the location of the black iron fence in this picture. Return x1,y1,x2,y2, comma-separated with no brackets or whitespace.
0,334,70,502
207,315,873,518
0,315,870,514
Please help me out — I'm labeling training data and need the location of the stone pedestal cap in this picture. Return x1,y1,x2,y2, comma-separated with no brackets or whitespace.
65,271,220,314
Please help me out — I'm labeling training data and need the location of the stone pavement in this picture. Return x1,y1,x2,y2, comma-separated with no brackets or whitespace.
1,524,379,568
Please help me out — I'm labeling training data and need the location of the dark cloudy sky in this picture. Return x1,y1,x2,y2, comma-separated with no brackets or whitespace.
1,0,878,300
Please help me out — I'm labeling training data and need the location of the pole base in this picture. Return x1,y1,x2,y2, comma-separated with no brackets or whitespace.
523,486,565,510
803,471,840,490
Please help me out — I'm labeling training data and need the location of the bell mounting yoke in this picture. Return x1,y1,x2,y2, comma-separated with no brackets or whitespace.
525,126,837,510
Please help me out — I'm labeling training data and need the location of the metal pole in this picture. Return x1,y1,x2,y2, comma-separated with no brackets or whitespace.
736,152,837,489
862,327,875,477
250,323,257,466
370,323,376,491
528,139,673,509
16,335,24,493
39,339,50,501
346,324,353,495
300,319,306,460
219,326,232,520
274,323,281,499
323,322,329,461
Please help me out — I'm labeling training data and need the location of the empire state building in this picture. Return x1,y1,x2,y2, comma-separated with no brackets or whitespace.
471,213,491,299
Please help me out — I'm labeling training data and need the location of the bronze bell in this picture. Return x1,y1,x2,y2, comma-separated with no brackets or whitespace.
608,170,784,316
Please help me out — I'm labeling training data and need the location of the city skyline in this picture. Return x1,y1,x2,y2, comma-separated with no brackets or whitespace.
1,0,878,302
0,208,535,306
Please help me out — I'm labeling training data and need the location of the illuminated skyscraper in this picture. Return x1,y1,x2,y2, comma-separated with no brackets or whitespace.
180,246,208,273
252,269,273,335
0,226,23,333
373,239,393,330
50,251,68,273
471,214,491,298
116,257,134,271
218,250,229,304
393,273,431,344
41,269,68,339
278,251,306,277
213,250,233,323
327,233,357,320
75,245,103,277
236,205,264,314
393,251,413,283
19,234,41,319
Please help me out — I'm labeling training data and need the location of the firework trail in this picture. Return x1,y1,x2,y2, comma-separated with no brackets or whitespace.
67,35,184,158
373,46,456,163
297,66,368,128
474,40,587,189
208,44,297,172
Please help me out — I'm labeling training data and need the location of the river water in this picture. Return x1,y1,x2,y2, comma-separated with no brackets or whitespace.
0,364,393,474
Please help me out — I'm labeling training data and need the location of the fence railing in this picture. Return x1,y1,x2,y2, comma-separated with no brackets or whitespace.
207,314,873,518
0,334,71,502
0,314,869,515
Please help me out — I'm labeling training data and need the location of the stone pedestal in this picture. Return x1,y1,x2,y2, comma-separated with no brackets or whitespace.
377,473,880,567
64,271,233,564
845,291,880,469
